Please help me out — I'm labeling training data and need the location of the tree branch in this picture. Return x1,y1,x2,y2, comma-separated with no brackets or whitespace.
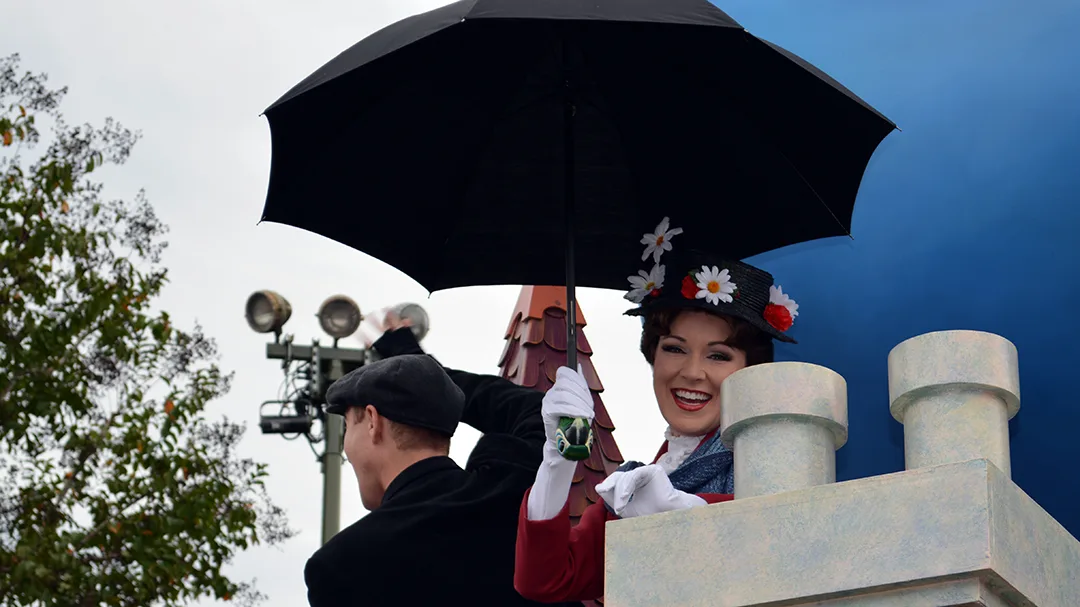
75,490,151,550
0,316,99,408
53,404,123,507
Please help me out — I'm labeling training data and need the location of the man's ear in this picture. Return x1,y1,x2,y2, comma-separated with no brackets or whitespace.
365,405,385,443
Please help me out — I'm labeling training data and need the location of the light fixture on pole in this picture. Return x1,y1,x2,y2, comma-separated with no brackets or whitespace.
317,295,362,345
258,399,315,435
245,290,292,341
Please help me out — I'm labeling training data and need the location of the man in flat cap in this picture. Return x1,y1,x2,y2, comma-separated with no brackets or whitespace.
303,313,582,607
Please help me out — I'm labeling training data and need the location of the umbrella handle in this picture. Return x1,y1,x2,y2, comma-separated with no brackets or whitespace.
555,416,594,461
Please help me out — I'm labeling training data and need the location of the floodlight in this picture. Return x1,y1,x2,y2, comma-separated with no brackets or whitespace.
258,399,314,435
259,413,313,435
317,295,362,339
245,290,292,334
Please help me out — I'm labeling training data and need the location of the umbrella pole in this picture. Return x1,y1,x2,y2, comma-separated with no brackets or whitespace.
564,87,578,373
553,36,593,463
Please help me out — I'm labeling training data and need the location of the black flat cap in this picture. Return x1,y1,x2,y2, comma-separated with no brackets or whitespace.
324,354,465,437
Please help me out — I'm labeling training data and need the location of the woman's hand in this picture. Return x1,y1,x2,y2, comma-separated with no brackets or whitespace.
595,464,706,519
526,366,594,521
541,366,594,445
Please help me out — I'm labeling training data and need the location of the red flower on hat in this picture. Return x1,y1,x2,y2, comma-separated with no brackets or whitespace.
764,303,794,332
764,285,799,332
680,275,697,299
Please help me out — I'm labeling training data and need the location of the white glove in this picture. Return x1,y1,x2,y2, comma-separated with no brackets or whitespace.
541,365,595,444
526,366,595,521
595,464,706,519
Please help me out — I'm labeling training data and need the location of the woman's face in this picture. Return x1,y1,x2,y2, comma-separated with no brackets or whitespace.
652,310,748,437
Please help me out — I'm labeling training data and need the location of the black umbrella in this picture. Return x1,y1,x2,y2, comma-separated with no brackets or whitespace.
260,0,895,450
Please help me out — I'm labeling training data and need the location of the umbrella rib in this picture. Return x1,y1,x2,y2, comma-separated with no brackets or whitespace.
694,32,861,241
774,143,852,239
706,79,851,238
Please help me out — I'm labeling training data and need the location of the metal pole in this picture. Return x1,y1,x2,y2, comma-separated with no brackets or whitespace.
320,358,345,545
561,34,578,372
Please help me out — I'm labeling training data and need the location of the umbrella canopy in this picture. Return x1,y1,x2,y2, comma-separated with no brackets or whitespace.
260,0,896,294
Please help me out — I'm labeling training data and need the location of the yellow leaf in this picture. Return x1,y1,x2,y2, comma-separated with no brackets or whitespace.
61,200,70,214
19,105,26,117
2,131,12,146
136,442,143,452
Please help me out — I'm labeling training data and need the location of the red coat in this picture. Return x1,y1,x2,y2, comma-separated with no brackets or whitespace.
513,432,734,603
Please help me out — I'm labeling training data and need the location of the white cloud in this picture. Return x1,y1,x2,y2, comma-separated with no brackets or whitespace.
3,2,666,604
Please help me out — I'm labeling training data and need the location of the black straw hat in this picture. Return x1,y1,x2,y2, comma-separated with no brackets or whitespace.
621,217,800,344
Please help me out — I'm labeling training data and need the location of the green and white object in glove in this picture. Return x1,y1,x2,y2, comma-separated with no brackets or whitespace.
555,416,594,461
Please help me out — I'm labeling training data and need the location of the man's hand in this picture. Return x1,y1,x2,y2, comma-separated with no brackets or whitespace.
359,306,413,347
595,464,706,519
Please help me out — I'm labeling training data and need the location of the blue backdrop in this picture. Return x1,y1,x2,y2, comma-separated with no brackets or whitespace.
729,0,1080,537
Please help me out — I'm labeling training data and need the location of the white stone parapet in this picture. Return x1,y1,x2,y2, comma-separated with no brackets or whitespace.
605,330,1079,607
720,362,848,499
605,459,1080,607
888,330,1021,476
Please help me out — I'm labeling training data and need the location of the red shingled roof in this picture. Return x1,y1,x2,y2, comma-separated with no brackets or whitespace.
497,285,625,525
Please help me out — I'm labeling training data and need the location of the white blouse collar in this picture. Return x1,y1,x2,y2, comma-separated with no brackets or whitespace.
655,426,705,474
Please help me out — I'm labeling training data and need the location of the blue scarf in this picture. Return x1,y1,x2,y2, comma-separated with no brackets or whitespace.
665,431,735,495
607,432,734,515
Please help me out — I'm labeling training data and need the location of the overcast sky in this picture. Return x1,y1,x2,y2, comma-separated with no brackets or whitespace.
4,2,675,603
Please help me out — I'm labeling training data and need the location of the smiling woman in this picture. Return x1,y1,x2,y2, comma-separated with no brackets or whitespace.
650,310,758,437
513,217,801,604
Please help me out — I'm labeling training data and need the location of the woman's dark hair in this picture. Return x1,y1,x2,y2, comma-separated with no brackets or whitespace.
640,308,774,366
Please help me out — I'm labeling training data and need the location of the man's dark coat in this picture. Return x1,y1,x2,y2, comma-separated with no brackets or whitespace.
304,329,581,607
